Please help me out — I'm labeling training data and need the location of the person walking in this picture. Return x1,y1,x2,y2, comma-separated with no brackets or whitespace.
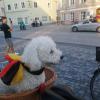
1,17,14,53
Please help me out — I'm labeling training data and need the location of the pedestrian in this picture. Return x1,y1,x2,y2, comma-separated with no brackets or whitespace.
1,16,15,53
56,16,60,25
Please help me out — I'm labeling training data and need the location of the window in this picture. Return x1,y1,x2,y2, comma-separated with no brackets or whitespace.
48,0,51,8
17,17,23,24
34,2,37,8
21,2,25,8
27,0,33,8
42,16,48,21
81,11,86,20
70,0,75,5
48,3,50,8
14,3,18,9
71,12,74,21
8,4,11,10
83,20,89,24
49,16,51,21
25,17,28,24
80,0,86,3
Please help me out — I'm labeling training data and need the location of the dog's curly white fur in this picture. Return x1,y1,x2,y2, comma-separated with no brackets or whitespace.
0,36,62,94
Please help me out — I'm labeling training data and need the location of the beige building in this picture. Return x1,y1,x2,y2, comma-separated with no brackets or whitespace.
4,0,57,25
0,0,5,16
59,0,100,24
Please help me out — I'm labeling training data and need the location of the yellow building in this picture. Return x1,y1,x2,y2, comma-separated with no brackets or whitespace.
96,8,100,22
4,0,57,25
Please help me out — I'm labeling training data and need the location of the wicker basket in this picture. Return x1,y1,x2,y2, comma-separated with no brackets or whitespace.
0,67,56,100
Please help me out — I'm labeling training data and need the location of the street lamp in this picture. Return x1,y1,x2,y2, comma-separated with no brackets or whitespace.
2,0,6,17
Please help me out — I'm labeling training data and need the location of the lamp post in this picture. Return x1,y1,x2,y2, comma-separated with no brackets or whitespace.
2,0,6,17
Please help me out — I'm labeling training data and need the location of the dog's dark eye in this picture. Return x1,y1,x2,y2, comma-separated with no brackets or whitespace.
50,50,54,54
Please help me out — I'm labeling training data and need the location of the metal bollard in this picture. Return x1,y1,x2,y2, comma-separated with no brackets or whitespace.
96,47,100,62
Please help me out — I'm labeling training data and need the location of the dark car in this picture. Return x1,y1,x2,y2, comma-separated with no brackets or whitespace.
31,20,42,27
0,24,2,31
0,16,2,31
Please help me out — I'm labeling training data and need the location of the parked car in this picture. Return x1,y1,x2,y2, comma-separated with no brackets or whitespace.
31,20,42,27
71,20,100,32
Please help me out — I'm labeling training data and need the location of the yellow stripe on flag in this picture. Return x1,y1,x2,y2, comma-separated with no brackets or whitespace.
11,64,24,85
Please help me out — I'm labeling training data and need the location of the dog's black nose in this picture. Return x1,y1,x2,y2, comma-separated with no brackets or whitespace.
60,56,64,60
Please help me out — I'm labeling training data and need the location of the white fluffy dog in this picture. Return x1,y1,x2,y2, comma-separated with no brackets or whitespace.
0,36,62,94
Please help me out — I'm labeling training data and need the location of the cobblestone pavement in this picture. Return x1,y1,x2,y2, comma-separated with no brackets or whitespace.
0,25,100,100
55,43,98,100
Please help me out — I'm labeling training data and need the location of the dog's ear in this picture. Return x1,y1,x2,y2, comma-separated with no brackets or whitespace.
22,47,42,71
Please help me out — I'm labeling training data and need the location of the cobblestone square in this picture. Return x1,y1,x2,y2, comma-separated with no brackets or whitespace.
0,25,100,100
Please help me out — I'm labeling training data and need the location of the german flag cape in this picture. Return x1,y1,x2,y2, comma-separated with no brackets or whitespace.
0,54,24,86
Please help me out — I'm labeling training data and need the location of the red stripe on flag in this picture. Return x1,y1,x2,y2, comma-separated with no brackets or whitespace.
0,61,17,78
5,55,13,62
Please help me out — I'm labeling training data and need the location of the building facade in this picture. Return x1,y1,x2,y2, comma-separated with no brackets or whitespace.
59,0,100,24
0,0,5,16
4,0,57,25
